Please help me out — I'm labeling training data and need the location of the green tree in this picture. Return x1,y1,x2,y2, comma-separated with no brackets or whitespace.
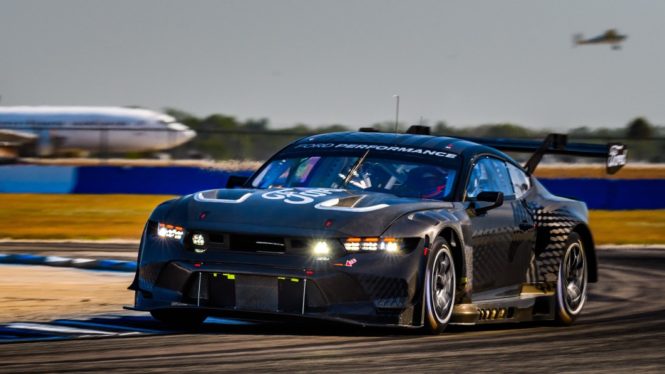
626,117,654,139
432,121,455,135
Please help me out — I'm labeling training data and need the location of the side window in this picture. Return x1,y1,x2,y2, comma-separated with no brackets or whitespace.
506,162,531,199
465,157,514,200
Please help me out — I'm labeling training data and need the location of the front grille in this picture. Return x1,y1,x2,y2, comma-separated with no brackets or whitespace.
208,232,226,245
184,230,341,256
231,234,286,253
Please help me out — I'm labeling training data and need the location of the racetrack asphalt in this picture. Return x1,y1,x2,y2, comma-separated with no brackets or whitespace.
0,246,663,372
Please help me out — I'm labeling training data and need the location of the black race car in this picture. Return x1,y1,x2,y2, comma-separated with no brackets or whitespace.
128,127,627,333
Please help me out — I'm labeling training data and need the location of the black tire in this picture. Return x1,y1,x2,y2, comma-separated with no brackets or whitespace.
555,232,588,325
423,238,456,334
150,309,207,328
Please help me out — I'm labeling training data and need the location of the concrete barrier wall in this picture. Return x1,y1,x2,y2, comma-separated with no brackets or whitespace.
1,165,663,210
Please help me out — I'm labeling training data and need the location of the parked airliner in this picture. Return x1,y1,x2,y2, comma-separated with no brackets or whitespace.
0,106,196,155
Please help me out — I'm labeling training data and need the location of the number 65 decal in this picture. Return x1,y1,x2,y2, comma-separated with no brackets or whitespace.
261,188,338,204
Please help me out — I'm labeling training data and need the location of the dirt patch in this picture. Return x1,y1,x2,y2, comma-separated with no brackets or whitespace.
0,265,133,323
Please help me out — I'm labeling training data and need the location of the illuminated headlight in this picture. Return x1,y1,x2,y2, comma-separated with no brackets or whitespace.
380,238,400,253
312,241,331,260
157,223,184,240
343,238,361,251
344,237,402,253
192,233,206,246
191,233,208,253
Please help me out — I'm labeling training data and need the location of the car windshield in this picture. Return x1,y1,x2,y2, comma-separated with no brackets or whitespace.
250,154,458,200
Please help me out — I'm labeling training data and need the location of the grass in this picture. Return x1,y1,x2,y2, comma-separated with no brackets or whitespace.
589,210,665,245
0,194,664,245
535,164,665,179
0,194,175,240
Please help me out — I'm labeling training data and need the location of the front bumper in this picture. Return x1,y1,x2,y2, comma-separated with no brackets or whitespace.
133,240,427,327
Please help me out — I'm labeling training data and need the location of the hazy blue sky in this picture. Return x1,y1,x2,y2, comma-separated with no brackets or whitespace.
1,0,663,129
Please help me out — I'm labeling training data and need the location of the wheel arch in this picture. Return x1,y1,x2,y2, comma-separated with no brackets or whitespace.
436,226,465,281
572,223,598,283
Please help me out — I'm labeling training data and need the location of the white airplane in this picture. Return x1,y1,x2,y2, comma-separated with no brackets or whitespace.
0,106,197,155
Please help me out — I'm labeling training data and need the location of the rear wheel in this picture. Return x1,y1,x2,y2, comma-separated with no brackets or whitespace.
150,309,207,328
555,232,588,325
423,238,456,334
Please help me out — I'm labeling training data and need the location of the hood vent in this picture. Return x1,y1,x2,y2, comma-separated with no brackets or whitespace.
334,195,364,207
315,195,389,212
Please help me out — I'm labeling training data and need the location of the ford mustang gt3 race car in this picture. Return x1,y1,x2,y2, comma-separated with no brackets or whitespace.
128,126,627,333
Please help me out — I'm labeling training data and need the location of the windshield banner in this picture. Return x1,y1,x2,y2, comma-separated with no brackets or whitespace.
293,143,458,159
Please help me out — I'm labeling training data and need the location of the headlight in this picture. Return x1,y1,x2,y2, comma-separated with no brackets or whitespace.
381,238,400,253
312,240,331,260
157,223,184,240
344,237,402,253
192,233,206,246
191,232,208,253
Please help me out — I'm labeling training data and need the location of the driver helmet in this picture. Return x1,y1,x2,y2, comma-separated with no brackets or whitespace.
403,166,448,199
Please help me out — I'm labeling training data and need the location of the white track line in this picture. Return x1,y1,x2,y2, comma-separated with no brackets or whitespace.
54,320,163,334
6,323,117,336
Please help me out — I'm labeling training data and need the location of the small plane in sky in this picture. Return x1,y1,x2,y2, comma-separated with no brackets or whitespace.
574,29,627,50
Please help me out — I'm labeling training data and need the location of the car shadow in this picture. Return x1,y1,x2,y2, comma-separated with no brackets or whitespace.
165,315,550,337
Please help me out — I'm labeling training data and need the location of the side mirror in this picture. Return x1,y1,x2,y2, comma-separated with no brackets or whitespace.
473,191,504,215
226,175,249,189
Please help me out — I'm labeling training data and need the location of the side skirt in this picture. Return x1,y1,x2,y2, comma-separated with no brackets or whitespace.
450,284,555,325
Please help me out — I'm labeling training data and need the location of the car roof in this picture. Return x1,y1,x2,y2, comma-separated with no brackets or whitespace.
290,131,515,162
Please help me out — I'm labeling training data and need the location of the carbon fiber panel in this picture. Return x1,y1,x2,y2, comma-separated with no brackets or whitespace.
235,275,278,311
526,203,577,285
357,274,409,309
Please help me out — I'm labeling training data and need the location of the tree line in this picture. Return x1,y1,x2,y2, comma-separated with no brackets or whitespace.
163,108,664,162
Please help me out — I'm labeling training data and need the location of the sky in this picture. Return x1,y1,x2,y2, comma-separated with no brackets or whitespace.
1,0,664,130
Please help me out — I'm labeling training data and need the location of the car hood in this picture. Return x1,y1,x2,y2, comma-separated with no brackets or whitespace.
168,187,454,237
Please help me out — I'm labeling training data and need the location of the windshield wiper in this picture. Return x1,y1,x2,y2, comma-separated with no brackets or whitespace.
342,150,370,187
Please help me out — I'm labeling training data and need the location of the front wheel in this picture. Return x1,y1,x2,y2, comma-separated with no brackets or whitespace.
150,309,207,328
423,238,456,334
555,232,588,325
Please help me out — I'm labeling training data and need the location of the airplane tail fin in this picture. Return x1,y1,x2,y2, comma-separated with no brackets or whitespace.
573,33,583,46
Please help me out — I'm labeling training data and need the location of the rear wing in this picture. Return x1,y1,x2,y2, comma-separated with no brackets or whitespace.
458,133,628,175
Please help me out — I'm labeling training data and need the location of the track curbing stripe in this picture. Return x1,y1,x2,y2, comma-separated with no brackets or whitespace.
0,252,136,272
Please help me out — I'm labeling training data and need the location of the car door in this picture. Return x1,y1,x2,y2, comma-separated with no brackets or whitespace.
505,161,538,285
465,156,534,297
